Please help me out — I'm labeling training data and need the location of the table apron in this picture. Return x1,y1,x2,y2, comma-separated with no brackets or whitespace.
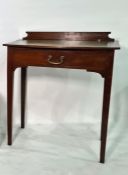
8,48,114,75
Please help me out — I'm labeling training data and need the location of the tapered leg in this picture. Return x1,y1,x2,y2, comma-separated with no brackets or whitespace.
100,75,112,163
7,68,14,145
21,67,27,128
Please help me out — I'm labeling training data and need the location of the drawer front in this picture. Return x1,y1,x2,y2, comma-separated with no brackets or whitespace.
12,48,113,71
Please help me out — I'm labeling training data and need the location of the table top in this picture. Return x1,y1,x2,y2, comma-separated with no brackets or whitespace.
4,39,120,50
4,31,120,50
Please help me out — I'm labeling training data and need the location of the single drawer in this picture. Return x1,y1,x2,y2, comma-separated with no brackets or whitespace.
11,47,113,71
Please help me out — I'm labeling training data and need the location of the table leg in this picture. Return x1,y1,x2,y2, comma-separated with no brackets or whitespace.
100,75,112,163
21,67,27,128
7,68,14,145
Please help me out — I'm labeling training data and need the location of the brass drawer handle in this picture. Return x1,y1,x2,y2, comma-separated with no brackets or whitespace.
47,55,64,65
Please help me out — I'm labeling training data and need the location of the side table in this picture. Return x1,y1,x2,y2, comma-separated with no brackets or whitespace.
4,31,120,163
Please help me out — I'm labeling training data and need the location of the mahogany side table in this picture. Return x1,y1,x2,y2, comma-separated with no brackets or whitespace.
4,32,120,163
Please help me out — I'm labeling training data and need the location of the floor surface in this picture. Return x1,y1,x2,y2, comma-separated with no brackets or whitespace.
0,123,128,175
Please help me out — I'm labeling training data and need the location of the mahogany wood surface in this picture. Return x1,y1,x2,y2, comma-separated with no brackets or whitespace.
4,32,120,163
4,39,119,50
23,31,115,41
21,68,27,128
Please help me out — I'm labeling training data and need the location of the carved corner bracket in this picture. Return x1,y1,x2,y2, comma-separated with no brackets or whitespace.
86,69,106,78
